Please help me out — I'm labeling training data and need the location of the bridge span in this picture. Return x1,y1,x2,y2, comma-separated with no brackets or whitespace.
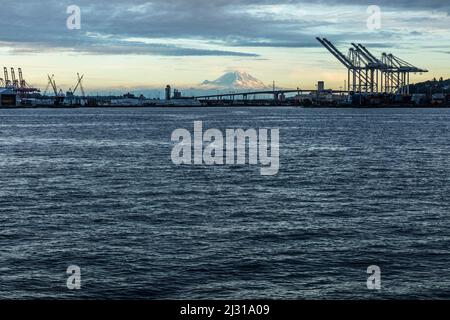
193,89,348,100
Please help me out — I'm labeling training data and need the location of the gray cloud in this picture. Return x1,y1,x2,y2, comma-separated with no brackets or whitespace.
228,40,323,48
0,0,447,56
1,40,259,57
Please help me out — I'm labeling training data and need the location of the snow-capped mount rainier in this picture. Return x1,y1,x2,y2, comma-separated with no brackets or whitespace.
201,71,268,89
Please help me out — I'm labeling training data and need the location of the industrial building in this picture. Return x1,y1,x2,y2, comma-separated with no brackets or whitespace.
0,88,17,107
165,85,171,100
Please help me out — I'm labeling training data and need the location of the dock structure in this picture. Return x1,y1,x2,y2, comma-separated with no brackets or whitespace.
316,38,428,95
0,67,40,94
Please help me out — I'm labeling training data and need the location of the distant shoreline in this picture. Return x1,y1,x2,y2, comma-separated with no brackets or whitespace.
1,104,450,109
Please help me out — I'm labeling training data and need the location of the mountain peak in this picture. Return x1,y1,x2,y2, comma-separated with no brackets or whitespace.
201,71,268,89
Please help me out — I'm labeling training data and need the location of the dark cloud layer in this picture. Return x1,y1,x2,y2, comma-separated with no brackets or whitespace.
0,0,445,56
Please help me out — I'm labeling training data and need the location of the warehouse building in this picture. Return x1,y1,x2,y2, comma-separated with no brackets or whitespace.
0,88,17,107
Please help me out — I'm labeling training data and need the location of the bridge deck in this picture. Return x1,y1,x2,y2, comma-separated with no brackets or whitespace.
194,89,348,99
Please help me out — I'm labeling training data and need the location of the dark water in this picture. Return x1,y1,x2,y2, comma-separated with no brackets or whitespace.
1,107,450,299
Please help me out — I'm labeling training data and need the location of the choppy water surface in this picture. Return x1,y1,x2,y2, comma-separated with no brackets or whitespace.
1,107,450,299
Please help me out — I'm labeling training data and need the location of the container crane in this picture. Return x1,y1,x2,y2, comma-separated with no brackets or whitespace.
10,68,19,88
317,37,428,95
72,73,85,97
18,68,26,88
3,67,11,87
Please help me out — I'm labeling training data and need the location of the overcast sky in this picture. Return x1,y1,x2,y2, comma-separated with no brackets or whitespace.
0,0,448,92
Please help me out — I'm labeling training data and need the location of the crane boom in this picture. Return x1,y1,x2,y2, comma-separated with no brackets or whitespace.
73,73,84,95
18,68,26,88
316,37,353,69
10,68,19,88
47,74,58,96
351,43,377,65
323,38,355,68
3,67,10,87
